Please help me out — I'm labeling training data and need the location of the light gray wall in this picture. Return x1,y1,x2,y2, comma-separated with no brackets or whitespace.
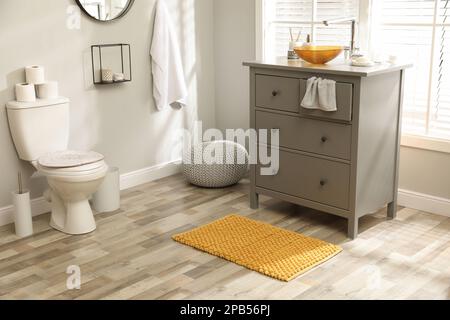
213,0,450,200
0,0,215,207
400,147,450,199
214,0,255,131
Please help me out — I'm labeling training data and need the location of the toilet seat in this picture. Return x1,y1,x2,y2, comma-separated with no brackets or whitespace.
38,150,104,168
39,160,107,175
37,150,108,181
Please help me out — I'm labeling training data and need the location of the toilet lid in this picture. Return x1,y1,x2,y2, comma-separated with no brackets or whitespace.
38,150,105,168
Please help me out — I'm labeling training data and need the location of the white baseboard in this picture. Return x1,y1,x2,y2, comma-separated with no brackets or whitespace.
398,189,450,217
0,197,51,227
120,159,182,191
0,160,182,227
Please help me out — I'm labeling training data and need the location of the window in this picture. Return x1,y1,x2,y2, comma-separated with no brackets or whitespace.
260,0,450,144
375,0,450,141
262,0,360,59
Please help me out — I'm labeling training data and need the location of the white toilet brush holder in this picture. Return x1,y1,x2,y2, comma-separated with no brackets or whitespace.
92,167,120,213
12,173,33,238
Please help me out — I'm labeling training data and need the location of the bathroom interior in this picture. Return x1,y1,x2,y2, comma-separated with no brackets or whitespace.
0,0,449,301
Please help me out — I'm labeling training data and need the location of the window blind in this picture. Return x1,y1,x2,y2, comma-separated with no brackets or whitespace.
381,0,436,24
379,0,450,140
264,0,359,58
431,1,450,138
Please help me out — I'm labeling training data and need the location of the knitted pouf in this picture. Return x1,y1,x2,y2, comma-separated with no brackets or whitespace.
183,140,249,188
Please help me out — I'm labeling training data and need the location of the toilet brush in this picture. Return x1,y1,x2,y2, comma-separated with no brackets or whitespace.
12,172,33,238
18,172,23,195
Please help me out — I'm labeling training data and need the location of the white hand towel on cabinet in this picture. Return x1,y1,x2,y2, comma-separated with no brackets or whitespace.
150,0,188,111
301,77,337,112
318,78,337,112
300,77,320,109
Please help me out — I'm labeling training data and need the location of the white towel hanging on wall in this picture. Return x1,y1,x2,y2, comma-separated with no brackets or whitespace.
150,0,188,111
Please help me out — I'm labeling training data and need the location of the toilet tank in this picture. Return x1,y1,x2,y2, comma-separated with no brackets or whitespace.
6,97,70,162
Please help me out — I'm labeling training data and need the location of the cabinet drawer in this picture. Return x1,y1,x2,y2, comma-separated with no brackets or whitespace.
256,149,350,210
256,75,300,113
299,79,353,122
256,110,352,160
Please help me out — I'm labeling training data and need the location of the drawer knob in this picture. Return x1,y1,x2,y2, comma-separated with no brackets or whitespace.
321,136,328,143
320,179,327,187
272,90,279,97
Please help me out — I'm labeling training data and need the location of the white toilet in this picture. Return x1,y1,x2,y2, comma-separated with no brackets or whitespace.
6,97,109,235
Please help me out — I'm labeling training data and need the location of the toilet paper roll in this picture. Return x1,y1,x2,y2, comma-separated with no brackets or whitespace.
36,81,58,99
15,83,36,102
25,65,45,85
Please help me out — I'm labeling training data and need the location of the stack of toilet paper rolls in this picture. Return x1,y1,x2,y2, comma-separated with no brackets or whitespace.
14,66,59,102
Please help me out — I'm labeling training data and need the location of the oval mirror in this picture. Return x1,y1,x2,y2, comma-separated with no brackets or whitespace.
76,0,134,22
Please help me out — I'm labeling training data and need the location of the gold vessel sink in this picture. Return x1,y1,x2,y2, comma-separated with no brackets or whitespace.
294,45,344,64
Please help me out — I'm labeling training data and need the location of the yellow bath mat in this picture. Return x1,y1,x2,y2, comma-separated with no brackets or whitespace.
172,214,342,281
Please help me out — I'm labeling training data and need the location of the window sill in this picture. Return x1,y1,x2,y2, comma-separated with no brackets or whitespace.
401,135,450,154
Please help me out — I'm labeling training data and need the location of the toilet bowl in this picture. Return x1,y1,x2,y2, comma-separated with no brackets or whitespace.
37,151,108,235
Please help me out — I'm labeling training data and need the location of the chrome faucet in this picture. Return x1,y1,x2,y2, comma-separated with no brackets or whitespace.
323,17,357,58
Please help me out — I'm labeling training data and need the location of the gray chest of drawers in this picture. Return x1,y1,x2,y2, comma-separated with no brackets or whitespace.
244,59,411,239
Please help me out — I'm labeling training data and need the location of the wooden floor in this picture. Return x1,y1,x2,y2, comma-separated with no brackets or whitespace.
0,174,449,300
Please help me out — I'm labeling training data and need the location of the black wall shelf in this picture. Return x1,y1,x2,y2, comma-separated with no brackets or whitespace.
91,44,132,85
